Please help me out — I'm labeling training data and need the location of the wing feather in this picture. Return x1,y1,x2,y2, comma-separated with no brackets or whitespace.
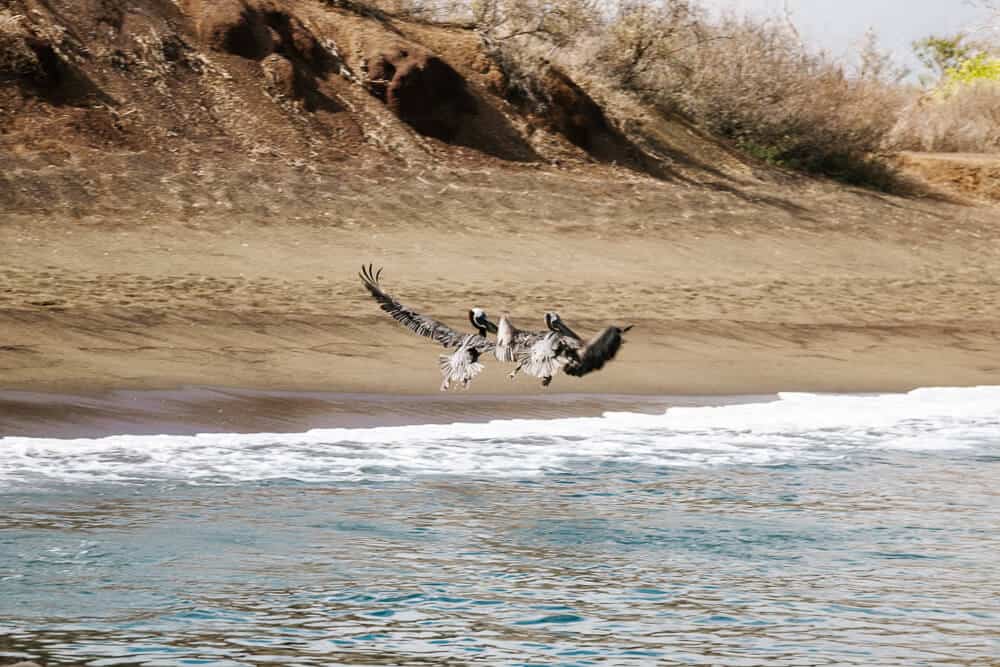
563,326,631,377
360,264,491,351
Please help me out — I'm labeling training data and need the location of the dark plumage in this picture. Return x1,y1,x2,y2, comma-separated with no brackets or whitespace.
562,324,633,377
510,312,633,386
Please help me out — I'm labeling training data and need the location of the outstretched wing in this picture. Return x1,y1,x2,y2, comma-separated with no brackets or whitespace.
359,264,486,350
495,324,546,363
563,325,632,377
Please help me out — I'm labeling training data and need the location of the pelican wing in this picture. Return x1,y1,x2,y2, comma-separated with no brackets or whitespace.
496,330,545,363
439,337,487,391
515,331,546,347
514,332,566,379
360,264,492,351
563,325,631,377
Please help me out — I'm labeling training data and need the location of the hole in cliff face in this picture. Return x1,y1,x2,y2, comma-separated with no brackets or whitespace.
393,57,475,141
33,44,67,85
215,8,272,60
19,42,107,107
366,57,395,102
211,7,331,71
368,47,476,142
205,7,342,112
263,11,332,75
536,67,608,151
161,34,186,63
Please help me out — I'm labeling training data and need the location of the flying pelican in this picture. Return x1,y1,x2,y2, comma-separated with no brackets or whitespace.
495,313,547,363
439,307,495,391
510,312,633,386
359,265,497,390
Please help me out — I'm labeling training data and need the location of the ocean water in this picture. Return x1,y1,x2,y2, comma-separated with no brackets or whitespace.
1,388,998,666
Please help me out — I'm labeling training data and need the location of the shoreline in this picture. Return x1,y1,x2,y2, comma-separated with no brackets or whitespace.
0,387,770,439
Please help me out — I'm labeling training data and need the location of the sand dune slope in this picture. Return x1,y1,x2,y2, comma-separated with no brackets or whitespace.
3,168,999,396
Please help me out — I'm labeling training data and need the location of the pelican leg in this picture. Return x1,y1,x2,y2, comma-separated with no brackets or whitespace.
508,362,523,380
541,375,552,387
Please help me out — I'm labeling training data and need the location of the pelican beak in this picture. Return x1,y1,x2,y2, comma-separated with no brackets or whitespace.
555,319,581,340
484,318,499,334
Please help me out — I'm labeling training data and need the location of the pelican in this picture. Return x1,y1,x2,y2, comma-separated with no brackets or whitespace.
359,265,497,390
495,313,547,363
439,307,494,391
510,312,633,386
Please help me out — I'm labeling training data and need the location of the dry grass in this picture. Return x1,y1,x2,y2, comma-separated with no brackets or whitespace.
0,9,35,74
589,6,906,187
890,82,1000,153
0,10,25,35
0,9,79,77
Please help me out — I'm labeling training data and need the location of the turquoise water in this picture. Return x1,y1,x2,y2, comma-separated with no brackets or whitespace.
1,389,998,665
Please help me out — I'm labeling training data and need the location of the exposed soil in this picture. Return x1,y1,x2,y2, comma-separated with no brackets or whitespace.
0,0,764,177
894,152,1000,202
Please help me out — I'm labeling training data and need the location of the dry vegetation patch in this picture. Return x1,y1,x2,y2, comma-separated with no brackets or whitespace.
487,0,907,188
891,82,1000,153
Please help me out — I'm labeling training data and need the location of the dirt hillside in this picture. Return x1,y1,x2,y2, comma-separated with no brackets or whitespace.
894,152,1000,203
0,0,753,194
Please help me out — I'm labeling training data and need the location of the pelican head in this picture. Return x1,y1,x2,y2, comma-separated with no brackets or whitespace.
469,308,498,336
545,311,580,340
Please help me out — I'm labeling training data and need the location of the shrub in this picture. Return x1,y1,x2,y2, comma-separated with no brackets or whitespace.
458,0,906,186
590,6,905,186
913,34,973,84
890,45,1000,153
471,0,600,45
944,52,1000,86
890,80,1000,152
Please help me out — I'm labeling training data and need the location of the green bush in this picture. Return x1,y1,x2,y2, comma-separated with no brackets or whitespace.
944,53,1000,87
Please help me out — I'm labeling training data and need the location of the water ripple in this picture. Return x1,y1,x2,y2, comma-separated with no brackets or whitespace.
1,389,999,665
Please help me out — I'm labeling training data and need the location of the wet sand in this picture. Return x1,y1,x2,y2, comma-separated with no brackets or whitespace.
0,388,764,438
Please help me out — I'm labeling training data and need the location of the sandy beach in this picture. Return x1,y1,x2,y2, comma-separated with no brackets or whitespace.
3,165,1000,406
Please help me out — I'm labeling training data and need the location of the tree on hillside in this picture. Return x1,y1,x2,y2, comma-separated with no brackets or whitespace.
471,0,600,44
856,28,908,83
912,34,973,84
893,11,1000,154
943,51,1000,90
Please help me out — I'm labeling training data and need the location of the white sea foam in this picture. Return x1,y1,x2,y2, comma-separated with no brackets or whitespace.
2,387,999,486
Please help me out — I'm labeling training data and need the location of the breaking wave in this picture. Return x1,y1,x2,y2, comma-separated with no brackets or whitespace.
2,387,999,487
